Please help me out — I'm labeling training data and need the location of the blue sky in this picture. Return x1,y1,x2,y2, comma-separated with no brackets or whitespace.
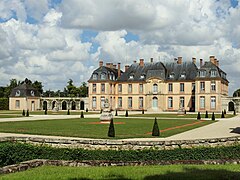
0,0,240,95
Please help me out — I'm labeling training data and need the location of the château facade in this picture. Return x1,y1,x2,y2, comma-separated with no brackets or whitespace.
88,56,229,112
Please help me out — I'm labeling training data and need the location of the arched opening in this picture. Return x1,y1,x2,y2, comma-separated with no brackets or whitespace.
80,101,84,110
52,101,56,109
72,101,76,110
62,101,67,110
228,102,235,111
152,97,158,108
43,101,47,110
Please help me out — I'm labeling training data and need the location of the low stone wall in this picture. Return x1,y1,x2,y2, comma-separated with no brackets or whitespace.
1,159,240,175
0,136,240,150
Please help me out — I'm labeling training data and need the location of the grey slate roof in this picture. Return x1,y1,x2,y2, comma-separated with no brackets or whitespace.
88,66,121,81
10,84,40,97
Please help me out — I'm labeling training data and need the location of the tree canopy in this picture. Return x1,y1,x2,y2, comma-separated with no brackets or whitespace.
233,88,240,97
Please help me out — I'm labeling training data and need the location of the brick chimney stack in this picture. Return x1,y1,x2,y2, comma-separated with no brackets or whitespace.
210,56,215,64
200,59,203,68
177,57,182,64
216,60,219,67
99,60,103,67
117,63,121,78
150,58,153,63
113,64,117,69
139,59,144,66
192,57,196,64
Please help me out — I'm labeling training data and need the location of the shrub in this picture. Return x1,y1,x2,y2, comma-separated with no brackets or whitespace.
184,110,186,114
22,109,25,116
234,110,236,115
80,111,84,118
100,109,102,114
197,112,201,120
224,109,226,114
115,110,118,116
221,111,225,118
26,110,29,117
86,108,88,113
67,109,70,115
44,109,47,115
142,109,144,114
125,110,128,117
205,111,208,118
0,98,9,110
211,112,215,121
152,117,160,136
108,119,115,137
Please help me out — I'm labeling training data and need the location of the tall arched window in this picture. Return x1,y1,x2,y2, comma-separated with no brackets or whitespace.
153,84,158,93
152,97,158,108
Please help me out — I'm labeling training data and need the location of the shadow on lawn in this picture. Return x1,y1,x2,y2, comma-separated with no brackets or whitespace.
230,127,240,134
69,168,240,180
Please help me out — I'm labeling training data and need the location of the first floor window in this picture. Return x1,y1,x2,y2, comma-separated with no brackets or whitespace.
180,97,185,108
168,97,173,108
139,84,143,93
211,96,216,109
200,96,205,109
211,81,216,91
92,97,96,108
15,100,20,109
139,97,143,108
118,97,122,108
180,83,184,92
200,82,205,91
101,97,105,108
101,84,105,93
118,84,122,93
128,84,132,93
92,84,96,93
128,97,132,108
168,83,173,92
153,84,158,93
152,97,158,108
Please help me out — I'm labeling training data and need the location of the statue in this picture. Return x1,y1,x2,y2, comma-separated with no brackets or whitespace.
100,98,113,123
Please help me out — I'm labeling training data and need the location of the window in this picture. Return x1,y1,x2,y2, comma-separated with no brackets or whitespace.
129,75,134,79
118,84,122,93
200,96,205,109
101,84,105,93
152,97,158,108
153,84,158,93
93,74,97,80
92,97,96,108
168,97,173,108
128,84,132,93
211,96,216,109
180,97,185,108
100,73,106,80
200,82,205,91
210,70,217,77
140,74,145,79
15,100,20,109
180,83,184,92
109,74,113,80
139,97,143,108
139,84,143,93
199,71,206,77
101,97,105,108
168,83,173,92
192,83,195,92
211,81,216,91
118,97,122,108
180,73,186,78
128,97,132,108
169,73,174,79
92,84,96,93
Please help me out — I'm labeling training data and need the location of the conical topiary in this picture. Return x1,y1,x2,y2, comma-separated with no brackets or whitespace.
115,110,118,116
80,111,84,118
108,119,115,137
221,111,225,118
205,111,208,118
67,109,70,115
100,109,102,114
197,112,201,120
142,109,144,114
44,109,47,115
152,117,160,136
86,108,88,113
211,112,215,121
224,109,226,114
125,110,128,117
234,109,236,115
184,110,187,114
22,109,25,116
26,110,29,117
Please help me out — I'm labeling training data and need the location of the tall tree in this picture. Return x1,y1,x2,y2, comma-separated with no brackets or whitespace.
233,89,240,97
32,81,44,94
79,82,88,97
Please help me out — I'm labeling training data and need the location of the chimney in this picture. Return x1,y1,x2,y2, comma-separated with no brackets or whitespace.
192,57,196,64
99,60,103,67
113,64,117,69
110,63,113,69
200,59,203,68
214,58,217,65
139,59,144,66
106,63,110,68
117,63,121,78
125,65,129,72
133,60,137,64
210,56,215,64
177,57,182,64
150,58,153,63
216,60,219,67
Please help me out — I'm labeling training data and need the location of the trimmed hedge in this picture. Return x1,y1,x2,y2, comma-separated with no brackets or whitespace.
0,98,9,110
0,142,240,167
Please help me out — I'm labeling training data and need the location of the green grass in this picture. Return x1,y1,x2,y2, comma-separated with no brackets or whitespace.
1,165,240,180
0,118,213,138
0,115,22,118
0,110,98,115
129,113,235,119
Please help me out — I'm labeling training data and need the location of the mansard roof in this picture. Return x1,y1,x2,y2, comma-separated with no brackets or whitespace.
88,66,121,81
10,83,40,97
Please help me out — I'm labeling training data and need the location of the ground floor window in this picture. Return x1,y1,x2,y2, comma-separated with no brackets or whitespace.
101,97,105,108
180,97,185,108
15,100,20,109
200,96,205,109
118,97,122,108
139,97,143,108
92,97,96,108
168,97,173,108
128,97,132,108
152,97,158,108
210,96,216,109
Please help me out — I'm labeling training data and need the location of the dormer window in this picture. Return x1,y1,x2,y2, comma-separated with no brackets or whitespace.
140,74,145,79
129,74,134,79
180,72,186,78
210,70,217,77
100,73,106,80
93,74,98,80
169,73,174,79
15,90,20,96
30,90,35,96
199,70,206,77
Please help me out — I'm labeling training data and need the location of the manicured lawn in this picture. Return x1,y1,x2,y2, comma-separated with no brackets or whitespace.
1,165,240,179
0,115,22,118
0,110,98,115
129,113,235,119
0,118,213,138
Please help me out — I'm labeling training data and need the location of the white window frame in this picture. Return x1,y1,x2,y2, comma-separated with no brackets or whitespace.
168,83,173,92
211,96,216,109
139,84,143,93
180,97,185,108
180,83,184,92
118,97,122,108
200,96,205,109
92,97,96,108
128,84,132,93
168,97,173,108
200,82,205,91
139,97,143,108
128,97,132,108
153,84,158,93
